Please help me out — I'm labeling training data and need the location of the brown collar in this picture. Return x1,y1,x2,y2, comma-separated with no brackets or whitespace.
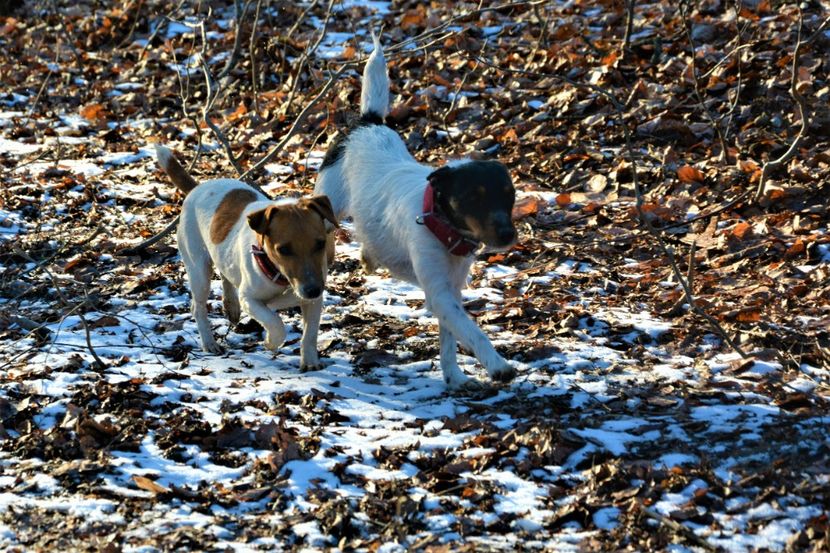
251,242,289,286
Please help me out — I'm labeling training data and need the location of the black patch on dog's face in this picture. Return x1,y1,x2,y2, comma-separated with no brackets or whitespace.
320,112,387,170
428,160,517,249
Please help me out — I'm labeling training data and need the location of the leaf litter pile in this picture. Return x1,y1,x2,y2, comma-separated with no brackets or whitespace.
1,0,829,551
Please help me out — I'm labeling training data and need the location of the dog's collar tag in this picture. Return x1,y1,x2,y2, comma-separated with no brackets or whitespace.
251,244,290,286
418,183,480,256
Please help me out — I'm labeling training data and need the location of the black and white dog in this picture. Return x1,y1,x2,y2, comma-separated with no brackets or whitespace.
315,33,518,390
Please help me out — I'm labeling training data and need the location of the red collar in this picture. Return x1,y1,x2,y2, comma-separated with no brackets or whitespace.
251,243,289,286
418,183,480,256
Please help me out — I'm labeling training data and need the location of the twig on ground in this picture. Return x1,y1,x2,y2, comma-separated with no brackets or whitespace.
117,0,146,48
679,0,731,163
622,0,635,58
443,41,487,143
282,0,337,116
121,217,179,256
137,0,188,65
15,225,104,280
529,2,553,60
753,9,821,202
249,0,265,118
382,0,546,57
125,35,210,257
19,253,107,370
216,0,254,83
717,0,748,164
636,502,718,552
198,22,244,176
28,41,59,117
661,240,696,317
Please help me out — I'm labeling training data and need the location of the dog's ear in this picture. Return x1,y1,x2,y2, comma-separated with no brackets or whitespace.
304,195,339,230
247,206,276,235
427,166,454,191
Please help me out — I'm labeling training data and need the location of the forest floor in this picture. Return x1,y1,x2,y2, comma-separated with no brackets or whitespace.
0,0,828,551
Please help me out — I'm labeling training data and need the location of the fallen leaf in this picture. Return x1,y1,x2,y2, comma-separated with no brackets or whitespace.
133,475,169,495
785,238,805,257
677,165,705,183
80,103,108,123
732,222,752,240
512,195,543,220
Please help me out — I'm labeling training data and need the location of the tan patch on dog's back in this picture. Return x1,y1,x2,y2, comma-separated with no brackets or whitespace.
211,188,259,244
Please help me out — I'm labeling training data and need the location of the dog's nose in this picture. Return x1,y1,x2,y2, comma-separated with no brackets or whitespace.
497,227,516,245
302,284,322,299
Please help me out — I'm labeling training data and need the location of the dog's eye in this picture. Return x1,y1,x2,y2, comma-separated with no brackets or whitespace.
276,244,293,256
314,239,325,252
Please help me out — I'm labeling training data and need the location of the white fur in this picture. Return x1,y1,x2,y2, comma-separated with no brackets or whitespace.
315,38,514,390
360,31,390,118
168,172,325,370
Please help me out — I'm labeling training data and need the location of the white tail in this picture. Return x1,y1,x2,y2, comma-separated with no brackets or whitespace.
154,144,174,169
360,30,389,119
154,144,199,194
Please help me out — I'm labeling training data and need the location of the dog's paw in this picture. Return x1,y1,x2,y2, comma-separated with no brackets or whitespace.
202,339,224,355
264,330,286,352
487,363,517,383
445,371,479,391
449,378,498,397
300,361,323,372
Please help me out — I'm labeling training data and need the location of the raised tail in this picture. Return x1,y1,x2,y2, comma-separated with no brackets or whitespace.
155,144,199,194
359,30,389,121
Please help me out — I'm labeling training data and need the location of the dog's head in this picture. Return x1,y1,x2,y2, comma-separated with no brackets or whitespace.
247,195,339,300
428,160,517,250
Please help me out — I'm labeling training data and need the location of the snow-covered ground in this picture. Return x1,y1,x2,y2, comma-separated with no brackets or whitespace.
1,0,828,551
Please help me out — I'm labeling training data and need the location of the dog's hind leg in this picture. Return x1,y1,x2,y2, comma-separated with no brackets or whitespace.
221,276,241,326
359,248,378,274
181,244,223,354
314,162,349,219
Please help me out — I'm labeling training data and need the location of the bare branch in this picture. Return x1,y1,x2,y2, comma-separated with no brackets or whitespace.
216,0,254,83
242,63,356,181
637,503,718,552
754,10,814,202
197,22,244,176
249,0,265,118
622,0,635,58
282,0,337,116
679,0,732,163
120,216,179,256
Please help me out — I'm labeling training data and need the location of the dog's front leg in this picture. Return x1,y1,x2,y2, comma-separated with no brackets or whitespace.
438,324,475,389
424,285,516,383
299,298,323,371
240,293,286,352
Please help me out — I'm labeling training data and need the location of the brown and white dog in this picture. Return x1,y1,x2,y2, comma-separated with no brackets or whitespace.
155,145,337,370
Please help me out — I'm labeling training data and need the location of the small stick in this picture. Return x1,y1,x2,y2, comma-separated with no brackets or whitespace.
753,9,822,202
637,503,718,552
249,0,265,118
622,0,635,58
